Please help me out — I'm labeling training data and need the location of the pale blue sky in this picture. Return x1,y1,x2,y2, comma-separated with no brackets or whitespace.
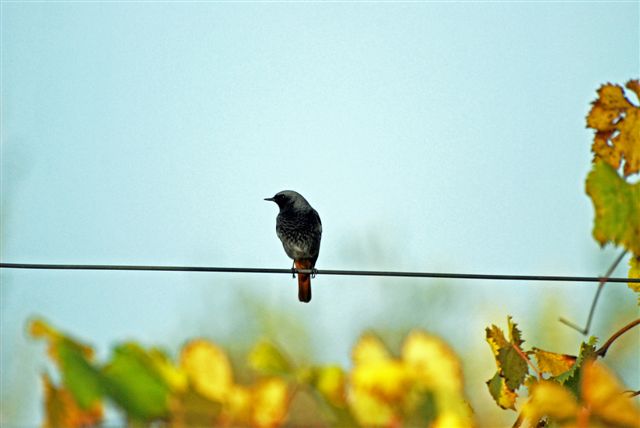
2,2,639,426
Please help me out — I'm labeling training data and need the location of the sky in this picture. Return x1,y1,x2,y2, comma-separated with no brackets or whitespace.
1,1,639,426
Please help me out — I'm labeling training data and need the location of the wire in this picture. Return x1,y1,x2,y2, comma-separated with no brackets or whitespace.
0,262,638,283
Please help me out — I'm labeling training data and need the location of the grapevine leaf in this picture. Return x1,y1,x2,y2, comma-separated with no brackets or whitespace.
497,346,528,390
586,160,640,255
553,338,597,395
587,80,640,176
532,348,576,377
486,371,517,410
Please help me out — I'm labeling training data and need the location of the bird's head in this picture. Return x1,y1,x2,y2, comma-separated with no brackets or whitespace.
264,190,310,211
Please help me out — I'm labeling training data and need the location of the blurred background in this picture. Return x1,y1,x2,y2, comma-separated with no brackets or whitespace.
1,2,638,426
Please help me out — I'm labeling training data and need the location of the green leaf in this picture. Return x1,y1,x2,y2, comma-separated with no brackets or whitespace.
586,160,640,255
248,340,292,375
57,339,104,409
497,345,528,390
101,343,171,421
553,338,597,396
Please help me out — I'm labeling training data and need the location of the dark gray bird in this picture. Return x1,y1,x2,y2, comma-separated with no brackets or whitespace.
265,190,322,303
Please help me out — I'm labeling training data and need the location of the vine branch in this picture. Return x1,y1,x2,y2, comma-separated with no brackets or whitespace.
596,318,640,358
559,250,628,335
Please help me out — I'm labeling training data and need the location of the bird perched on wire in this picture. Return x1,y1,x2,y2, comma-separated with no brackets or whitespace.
265,190,322,303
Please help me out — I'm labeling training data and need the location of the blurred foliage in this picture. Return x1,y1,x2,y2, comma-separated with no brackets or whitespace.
30,318,473,427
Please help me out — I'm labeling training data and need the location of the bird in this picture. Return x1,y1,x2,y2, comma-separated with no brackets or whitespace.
265,190,322,303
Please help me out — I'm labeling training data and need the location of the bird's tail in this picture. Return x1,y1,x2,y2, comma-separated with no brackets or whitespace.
294,259,312,303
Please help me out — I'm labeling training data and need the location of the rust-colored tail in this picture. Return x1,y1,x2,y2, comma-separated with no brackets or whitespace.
294,260,312,303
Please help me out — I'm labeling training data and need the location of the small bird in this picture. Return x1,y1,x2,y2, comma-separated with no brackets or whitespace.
265,190,322,303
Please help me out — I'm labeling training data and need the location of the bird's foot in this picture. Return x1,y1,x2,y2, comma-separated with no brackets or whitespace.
291,267,296,278
311,268,318,279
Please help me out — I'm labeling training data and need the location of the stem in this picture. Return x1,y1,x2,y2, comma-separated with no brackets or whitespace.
559,250,627,335
596,318,640,357
512,343,541,379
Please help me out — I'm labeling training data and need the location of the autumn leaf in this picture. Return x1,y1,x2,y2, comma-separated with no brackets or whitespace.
251,378,289,428
180,339,233,403
29,319,103,410
313,365,347,408
351,332,392,365
42,374,103,428
401,331,473,427
532,348,576,377
485,317,530,408
402,331,463,392
587,80,640,176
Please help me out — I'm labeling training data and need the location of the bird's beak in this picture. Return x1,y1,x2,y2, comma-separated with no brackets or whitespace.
264,197,274,201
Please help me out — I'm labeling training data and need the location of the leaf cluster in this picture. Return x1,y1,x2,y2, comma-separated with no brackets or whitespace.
485,317,640,427
585,79,640,296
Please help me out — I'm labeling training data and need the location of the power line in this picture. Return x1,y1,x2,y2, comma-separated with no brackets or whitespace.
0,263,638,283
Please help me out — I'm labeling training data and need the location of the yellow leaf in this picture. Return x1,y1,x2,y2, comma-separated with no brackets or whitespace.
486,372,517,410
180,339,233,402
314,365,347,407
521,380,579,423
349,386,396,427
402,330,463,392
216,385,252,427
581,360,640,428
248,340,292,375
485,325,509,361
587,81,640,176
626,79,640,100
29,318,61,341
42,374,103,428
532,348,576,376
597,84,632,109
148,348,188,394
251,378,289,428
351,333,391,365
351,360,410,402
614,107,640,176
